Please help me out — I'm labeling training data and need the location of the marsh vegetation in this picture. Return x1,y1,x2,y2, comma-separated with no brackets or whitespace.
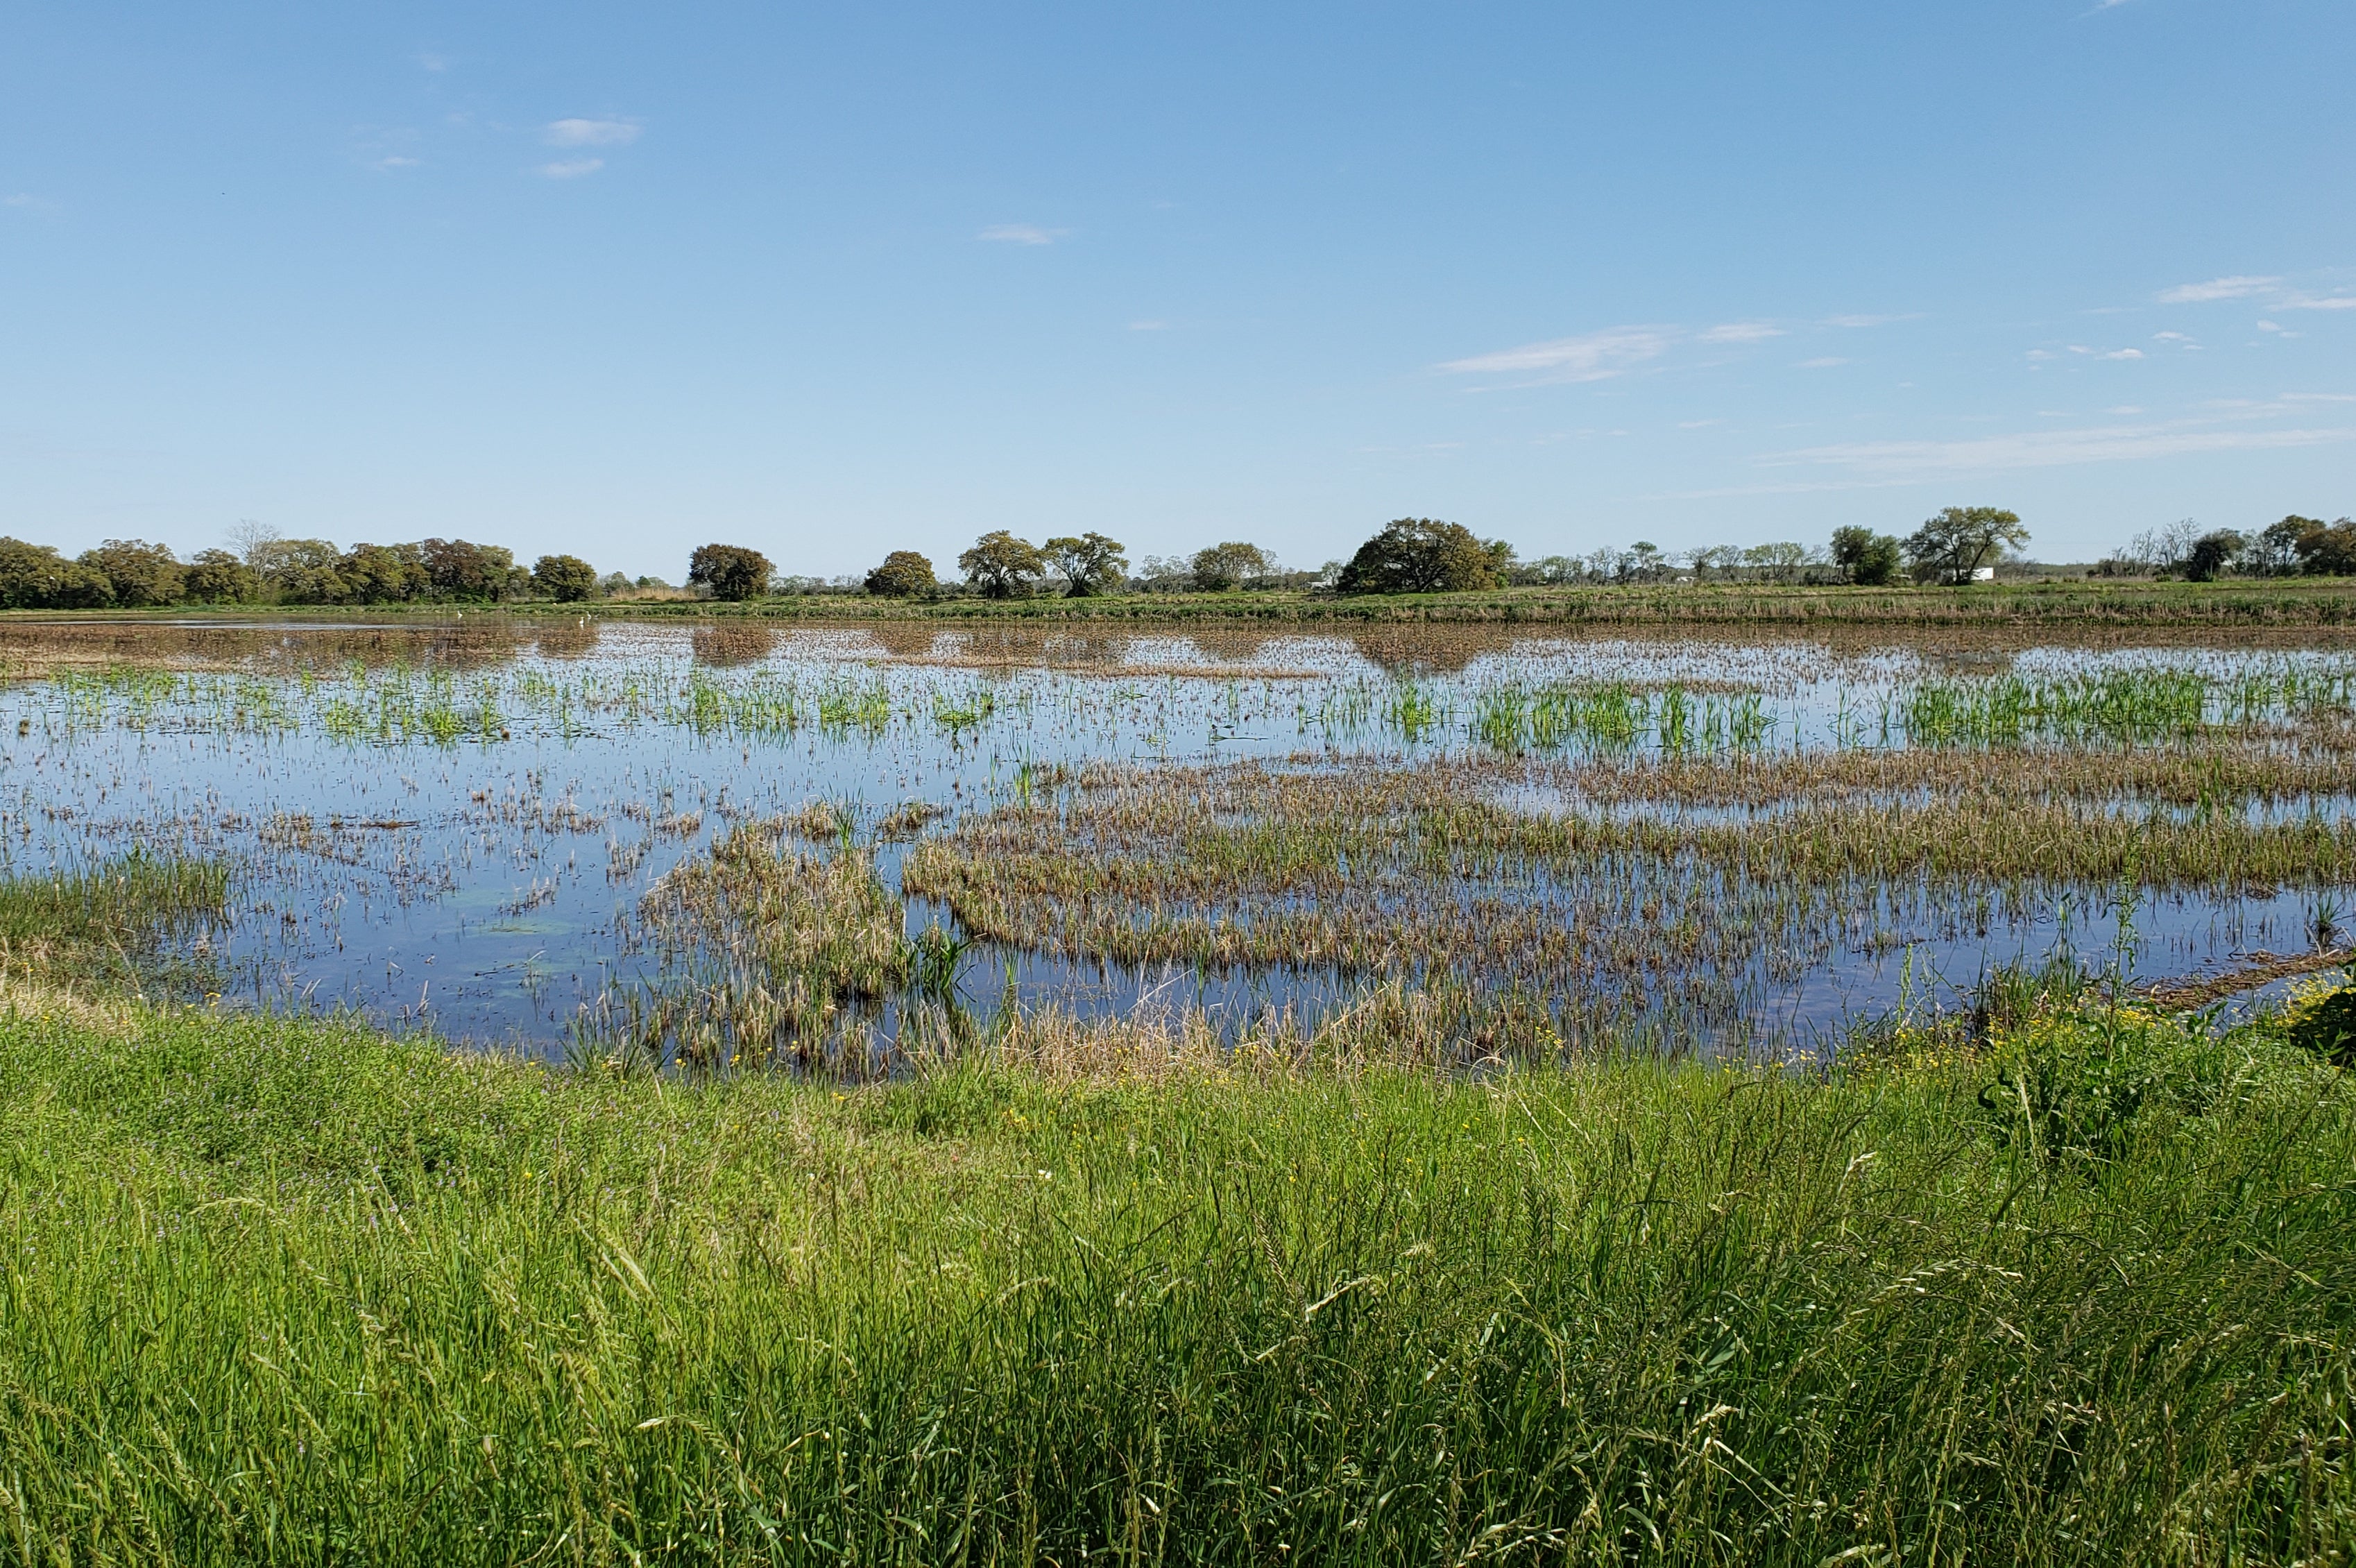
0,615,2352,1559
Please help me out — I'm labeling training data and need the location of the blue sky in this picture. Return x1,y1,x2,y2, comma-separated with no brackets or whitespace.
3,1,2351,579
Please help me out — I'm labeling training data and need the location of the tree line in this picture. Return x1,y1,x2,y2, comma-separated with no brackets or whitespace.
0,504,2344,611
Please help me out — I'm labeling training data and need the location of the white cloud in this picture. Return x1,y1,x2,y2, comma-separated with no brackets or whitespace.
372,155,420,171
2285,293,2356,311
1799,357,1848,368
2153,331,2192,342
543,117,640,148
2101,348,2144,360
979,223,1064,245
1768,420,2356,479
2157,275,2280,304
1699,321,1783,344
1,193,51,212
537,158,604,179
1437,325,1672,382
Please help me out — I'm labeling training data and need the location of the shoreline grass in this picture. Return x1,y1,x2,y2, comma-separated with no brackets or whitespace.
0,995,2347,1562
17,577,2356,629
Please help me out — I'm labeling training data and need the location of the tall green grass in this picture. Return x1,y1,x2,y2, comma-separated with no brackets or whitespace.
0,850,226,949
0,1001,2346,1562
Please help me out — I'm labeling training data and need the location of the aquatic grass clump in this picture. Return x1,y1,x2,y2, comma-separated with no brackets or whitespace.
621,821,910,1069
0,1002,2348,1561
903,749,2356,1051
0,851,228,950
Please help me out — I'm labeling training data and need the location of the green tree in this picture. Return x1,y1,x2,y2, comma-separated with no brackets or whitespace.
2289,518,2356,577
687,543,775,602
2183,530,2244,583
182,549,259,604
531,554,600,602
1190,542,1272,592
420,539,520,602
1043,532,1129,596
0,538,112,608
76,540,185,606
957,531,1046,599
2253,516,2319,576
252,539,348,604
864,550,939,599
339,543,430,604
1335,519,1507,595
1902,506,2029,584
1829,525,1903,586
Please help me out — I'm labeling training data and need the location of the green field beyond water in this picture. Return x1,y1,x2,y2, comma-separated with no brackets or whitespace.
0,993,2348,1564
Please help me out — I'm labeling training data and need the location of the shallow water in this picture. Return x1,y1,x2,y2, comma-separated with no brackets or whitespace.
6,616,2350,1055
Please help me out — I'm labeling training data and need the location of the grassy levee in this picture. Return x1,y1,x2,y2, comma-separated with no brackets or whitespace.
548,579,2356,627
0,1000,2348,1562
23,577,2356,628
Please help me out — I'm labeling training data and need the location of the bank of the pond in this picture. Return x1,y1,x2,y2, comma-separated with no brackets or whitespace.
20,577,2356,629
0,997,2347,1563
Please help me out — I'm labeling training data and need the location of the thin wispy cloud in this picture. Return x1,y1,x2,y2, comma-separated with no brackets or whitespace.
1768,420,2356,479
978,223,1065,245
1799,357,1847,368
537,158,604,179
543,117,640,148
2285,293,2356,311
372,156,420,171
2158,275,2280,303
416,52,450,72
1437,326,1673,382
1,193,53,212
1699,321,1784,344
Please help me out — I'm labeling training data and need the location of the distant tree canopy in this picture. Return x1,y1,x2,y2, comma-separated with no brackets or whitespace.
76,539,185,608
0,538,114,609
2282,516,2356,577
865,550,939,599
2184,530,2244,583
1190,542,1271,592
532,554,600,602
687,543,774,602
1335,519,1508,595
959,531,1047,599
1829,526,1902,587
1902,506,2028,584
1043,532,1128,597
182,549,258,605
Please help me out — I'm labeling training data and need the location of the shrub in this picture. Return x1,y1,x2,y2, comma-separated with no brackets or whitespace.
2285,983,2356,1066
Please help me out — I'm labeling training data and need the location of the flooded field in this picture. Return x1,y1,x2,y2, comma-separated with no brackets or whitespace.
8,615,2356,1067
